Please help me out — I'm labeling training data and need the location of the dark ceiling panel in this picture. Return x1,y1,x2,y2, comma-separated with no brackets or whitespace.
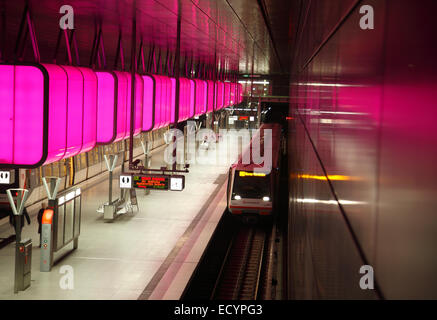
260,0,293,72
0,0,295,75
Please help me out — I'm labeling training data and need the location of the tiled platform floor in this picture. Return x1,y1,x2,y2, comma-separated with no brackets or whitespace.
0,139,234,299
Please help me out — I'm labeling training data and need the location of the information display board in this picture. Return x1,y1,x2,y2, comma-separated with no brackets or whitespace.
133,175,169,190
131,174,185,191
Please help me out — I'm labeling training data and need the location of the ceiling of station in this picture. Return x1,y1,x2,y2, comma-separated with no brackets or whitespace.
0,0,295,75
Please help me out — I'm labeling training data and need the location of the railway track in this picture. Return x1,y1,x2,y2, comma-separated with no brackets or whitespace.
213,226,266,300
182,214,277,300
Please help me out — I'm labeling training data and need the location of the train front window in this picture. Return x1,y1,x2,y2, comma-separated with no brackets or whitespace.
232,171,271,199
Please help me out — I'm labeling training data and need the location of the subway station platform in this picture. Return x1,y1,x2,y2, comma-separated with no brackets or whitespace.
0,140,231,299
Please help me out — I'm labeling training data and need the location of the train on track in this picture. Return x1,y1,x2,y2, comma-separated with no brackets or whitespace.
227,122,284,222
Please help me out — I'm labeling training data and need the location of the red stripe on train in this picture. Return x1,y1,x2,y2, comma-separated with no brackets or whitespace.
229,205,272,210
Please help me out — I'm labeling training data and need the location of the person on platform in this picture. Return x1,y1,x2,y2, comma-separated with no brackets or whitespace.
37,203,47,248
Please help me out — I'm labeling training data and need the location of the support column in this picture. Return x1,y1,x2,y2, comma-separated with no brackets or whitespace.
104,155,118,204
172,0,182,172
129,0,137,170
6,188,30,293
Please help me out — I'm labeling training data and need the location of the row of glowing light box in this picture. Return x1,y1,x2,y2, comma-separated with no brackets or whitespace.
0,64,243,168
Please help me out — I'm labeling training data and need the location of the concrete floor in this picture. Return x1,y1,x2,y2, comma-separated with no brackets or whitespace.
0,139,234,299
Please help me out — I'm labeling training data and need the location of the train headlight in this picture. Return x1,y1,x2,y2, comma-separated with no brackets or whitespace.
234,195,241,200
263,196,270,202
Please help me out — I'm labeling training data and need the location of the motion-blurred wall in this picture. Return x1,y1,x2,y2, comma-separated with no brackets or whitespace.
288,0,437,299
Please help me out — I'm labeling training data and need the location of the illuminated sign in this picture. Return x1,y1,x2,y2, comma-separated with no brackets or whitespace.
239,116,249,121
132,174,185,191
133,175,168,190
0,170,14,184
239,171,266,177
42,209,54,225
294,174,358,181
170,176,185,191
120,175,132,189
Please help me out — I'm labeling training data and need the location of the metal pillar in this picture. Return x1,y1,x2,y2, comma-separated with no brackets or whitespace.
6,188,31,293
249,42,255,108
140,138,152,195
129,0,137,170
104,155,118,204
14,239,32,293
6,189,29,243
172,0,182,172
141,138,152,170
42,176,61,207
41,177,61,272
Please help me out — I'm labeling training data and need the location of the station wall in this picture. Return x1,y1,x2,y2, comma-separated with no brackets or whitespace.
288,0,437,299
